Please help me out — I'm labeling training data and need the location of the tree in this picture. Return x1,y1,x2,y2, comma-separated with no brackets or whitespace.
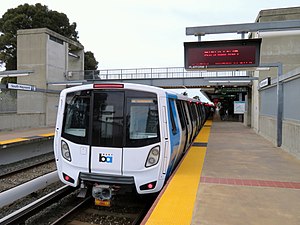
84,51,98,71
0,3,79,71
0,77,16,84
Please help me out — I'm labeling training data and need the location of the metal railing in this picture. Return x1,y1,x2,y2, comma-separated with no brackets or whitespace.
65,67,252,81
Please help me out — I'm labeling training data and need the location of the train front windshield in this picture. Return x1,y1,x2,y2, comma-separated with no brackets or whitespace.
62,90,160,147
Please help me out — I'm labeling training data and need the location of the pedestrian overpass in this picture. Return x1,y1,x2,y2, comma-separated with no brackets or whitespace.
61,67,256,89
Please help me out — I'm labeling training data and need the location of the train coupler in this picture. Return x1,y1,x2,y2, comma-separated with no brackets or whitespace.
77,181,88,198
92,184,113,207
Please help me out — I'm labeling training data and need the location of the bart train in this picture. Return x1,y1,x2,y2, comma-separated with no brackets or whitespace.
54,83,211,201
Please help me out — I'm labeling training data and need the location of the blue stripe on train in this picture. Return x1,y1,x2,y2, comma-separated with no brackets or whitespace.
165,93,181,178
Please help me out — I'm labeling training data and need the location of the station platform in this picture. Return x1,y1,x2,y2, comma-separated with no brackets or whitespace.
142,119,300,225
0,127,54,148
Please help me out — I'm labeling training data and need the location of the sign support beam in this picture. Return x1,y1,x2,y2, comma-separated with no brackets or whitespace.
186,20,300,36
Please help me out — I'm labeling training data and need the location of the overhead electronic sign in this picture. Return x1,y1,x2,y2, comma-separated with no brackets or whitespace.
184,39,262,70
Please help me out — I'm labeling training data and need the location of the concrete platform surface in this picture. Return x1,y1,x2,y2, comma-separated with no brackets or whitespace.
0,127,54,143
192,121,300,225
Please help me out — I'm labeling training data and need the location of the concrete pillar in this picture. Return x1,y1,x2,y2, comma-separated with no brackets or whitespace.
17,28,84,127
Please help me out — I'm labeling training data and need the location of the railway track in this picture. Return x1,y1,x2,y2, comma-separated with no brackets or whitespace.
0,152,155,224
0,185,76,225
50,192,154,225
0,153,55,178
1,186,154,225
0,159,56,193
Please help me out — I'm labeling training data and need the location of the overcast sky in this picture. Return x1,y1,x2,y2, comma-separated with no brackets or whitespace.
1,0,299,70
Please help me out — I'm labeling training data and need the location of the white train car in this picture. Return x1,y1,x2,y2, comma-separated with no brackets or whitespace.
54,83,206,201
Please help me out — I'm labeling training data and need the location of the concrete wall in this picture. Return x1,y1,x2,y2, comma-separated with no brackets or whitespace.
282,120,300,158
259,115,277,145
17,30,47,114
0,28,84,130
250,7,300,159
259,116,300,159
255,7,300,81
258,70,300,158
0,113,45,130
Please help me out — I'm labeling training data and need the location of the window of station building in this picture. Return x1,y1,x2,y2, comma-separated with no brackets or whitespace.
49,35,64,45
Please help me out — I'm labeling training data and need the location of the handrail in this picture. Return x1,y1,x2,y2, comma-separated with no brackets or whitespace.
65,67,252,81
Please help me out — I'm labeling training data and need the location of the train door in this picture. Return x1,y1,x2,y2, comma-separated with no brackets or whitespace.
176,100,188,154
90,91,124,175
196,103,202,130
60,91,91,175
187,103,196,141
201,104,206,125
182,101,193,145
166,98,181,175
192,103,200,134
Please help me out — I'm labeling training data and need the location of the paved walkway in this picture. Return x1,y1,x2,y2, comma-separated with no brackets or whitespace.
0,127,54,145
192,121,300,225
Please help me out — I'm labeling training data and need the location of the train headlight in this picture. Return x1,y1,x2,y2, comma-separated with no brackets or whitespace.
145,146,160,168
61,140,72,161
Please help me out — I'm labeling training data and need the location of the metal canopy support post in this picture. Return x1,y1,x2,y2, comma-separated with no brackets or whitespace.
276,63,283,147
259,63,283,147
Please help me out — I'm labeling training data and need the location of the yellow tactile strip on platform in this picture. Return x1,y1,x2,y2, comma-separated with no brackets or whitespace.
194,127,211,144
0,133,54,146
39,133,55,137
0,138,28,145
144,120,212,225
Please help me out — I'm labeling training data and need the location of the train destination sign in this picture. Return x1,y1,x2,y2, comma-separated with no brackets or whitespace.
184,39,262,70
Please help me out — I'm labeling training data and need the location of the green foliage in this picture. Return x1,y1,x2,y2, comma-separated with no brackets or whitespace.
1,77,17,84
0,3,79,70
84,51,99,71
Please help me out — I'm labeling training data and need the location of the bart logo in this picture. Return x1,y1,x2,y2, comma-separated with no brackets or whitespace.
99,153,113,163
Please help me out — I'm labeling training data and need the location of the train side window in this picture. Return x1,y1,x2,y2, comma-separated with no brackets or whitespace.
196,104,202,126
176,100,186,130
169,99,177,135
182,102,190,125
191,104,198,125
187,103,194,123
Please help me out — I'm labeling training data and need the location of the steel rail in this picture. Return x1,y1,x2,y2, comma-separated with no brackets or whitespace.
0,171,59,208
50,196,92,225
0,185,75,225
0,158,55,179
